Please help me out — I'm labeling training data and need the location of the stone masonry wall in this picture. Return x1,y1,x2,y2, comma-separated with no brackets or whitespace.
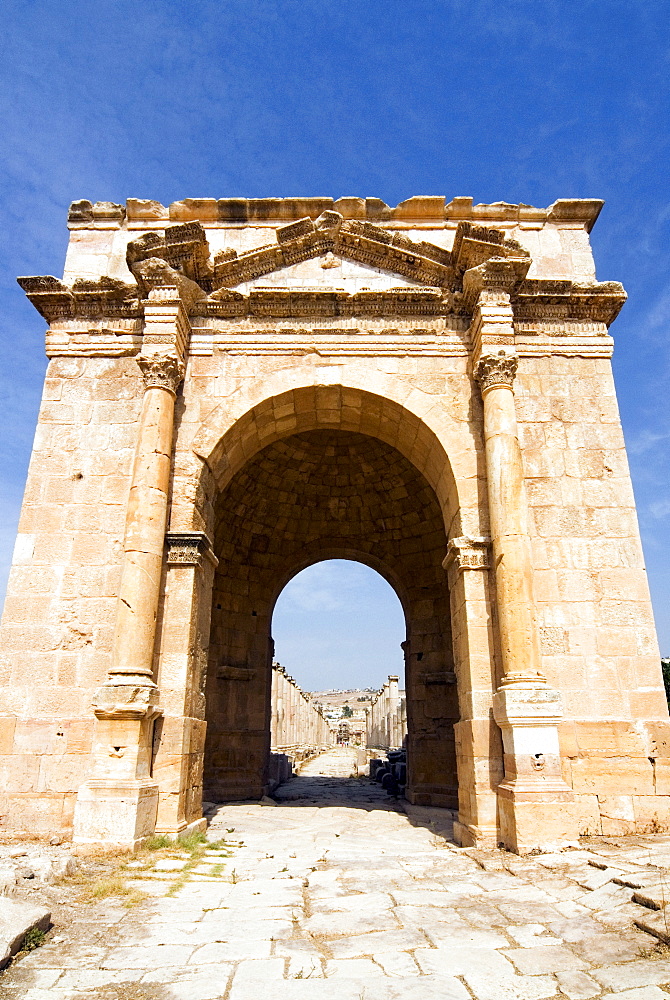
0,356,139,833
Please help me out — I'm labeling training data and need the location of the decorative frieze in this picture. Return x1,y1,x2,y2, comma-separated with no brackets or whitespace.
165,531,217,568
137,353,185,395
474,350,519,393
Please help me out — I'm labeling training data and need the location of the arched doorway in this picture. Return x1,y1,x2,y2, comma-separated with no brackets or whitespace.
202,426,460,808
272,558,405,688
271,558,407,752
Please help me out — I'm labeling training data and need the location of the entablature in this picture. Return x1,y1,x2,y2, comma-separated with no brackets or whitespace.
20,207,626,364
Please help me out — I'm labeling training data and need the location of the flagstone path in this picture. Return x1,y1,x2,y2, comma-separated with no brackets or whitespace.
4,747,670,999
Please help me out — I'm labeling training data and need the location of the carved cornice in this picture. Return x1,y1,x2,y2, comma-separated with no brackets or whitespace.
474,351,519,393
137,353,185,395
197,286,454,319
17,276,140,323
165,531,218,568
20,213,627,332
127,221,212,287
514,279,626,325
194,214,455,290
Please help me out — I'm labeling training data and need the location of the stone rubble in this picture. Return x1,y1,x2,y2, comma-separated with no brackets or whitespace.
2,748,670,997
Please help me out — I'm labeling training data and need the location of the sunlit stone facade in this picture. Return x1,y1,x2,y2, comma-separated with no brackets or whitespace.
2,194,667,852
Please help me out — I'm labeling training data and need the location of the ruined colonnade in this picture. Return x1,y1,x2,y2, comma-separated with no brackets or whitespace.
366,675,407,750
270,664,331,751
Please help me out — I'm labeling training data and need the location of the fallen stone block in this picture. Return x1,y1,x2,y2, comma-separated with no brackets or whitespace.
0,897,51,969
633,885,670,911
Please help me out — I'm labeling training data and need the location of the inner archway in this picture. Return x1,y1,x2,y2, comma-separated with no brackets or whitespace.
272,559,406,689
271,558,407,761
202,426,460,808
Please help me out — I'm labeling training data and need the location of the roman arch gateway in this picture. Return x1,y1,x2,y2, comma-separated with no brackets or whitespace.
3,194,669,853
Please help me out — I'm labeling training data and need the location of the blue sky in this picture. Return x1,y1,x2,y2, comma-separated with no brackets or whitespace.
1,1,669,689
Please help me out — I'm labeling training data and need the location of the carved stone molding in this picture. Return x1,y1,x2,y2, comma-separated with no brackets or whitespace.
165,531,217,568
442,536,491,578
137,354,185,395
474,350,519,394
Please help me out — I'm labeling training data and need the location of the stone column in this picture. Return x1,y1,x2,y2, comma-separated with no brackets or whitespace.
73,272,194,848
73,352,184,848
388,675,400,748
474,348,578,852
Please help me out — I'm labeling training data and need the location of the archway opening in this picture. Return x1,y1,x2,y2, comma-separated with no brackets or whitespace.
203,426,460,809
271,559,407,761
273,559,406,688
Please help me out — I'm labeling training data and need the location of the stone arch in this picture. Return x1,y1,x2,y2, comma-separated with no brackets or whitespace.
267,547,411,621
199,422,460,808
183,367,483,542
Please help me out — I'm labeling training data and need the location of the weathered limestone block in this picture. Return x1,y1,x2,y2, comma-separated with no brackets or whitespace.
0,898,51,969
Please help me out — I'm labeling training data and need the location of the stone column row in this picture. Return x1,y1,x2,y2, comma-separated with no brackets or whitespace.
270,664,331,749
367,674,407,750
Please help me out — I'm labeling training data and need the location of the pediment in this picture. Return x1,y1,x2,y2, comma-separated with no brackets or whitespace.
233,253,426,293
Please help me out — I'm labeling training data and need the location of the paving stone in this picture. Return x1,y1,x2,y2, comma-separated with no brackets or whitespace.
165,976,235,1000
373,951,421,976
591,901,645,931
197,916,294,939
579,882,633,910
573,866,623,890
324,958,386,977
462,971,558,1000
190,939,273,962
570,929,651,964
16,943,108,968
414,945,516,977
0,968,62,988
287,955,325,978
232,958,286,980
497,900,564,923
150,859,188,871
303,908,392,936
503,944,588,974
555,970,601,999
328,927,427,957
394,904,471,931
548,914,613,942
101,944,195,969
0,897,51,968
604,989,670,1000
634,907,670,943
229,982,365,1000
592,958,670,990
423,926,509,949
55,969,132,988
507,923,562,947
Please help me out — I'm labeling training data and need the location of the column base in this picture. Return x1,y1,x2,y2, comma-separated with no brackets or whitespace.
453,819,498,848
73,779,159,851
497,782,580,854
155,816,208,840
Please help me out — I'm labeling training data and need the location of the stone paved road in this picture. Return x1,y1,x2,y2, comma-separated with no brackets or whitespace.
4,747,670,999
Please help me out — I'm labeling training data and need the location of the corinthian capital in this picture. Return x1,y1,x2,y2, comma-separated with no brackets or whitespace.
137,353,185,395
474,350,518,394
